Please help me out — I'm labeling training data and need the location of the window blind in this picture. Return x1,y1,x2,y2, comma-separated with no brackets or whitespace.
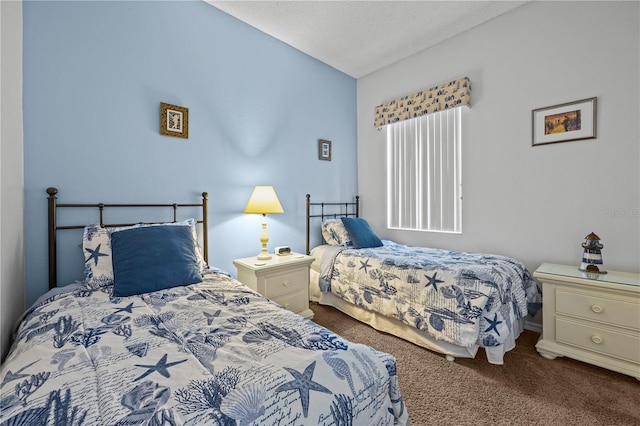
387,108,462,233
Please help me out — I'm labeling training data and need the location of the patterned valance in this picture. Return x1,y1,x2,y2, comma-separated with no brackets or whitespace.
374,77,471,128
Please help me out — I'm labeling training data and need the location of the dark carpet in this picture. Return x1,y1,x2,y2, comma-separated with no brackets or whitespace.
310,303,640,426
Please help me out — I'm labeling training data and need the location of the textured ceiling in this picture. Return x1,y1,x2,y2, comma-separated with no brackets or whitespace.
206,1,527,78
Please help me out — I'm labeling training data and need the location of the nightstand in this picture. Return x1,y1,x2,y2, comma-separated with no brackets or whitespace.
534,263,640,379
233,253,315,319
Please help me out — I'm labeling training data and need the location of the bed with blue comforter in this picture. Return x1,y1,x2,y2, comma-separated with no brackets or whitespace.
0,271,408,425
311,240,541,365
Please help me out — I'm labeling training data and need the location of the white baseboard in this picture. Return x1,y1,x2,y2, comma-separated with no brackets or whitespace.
524,318,542,334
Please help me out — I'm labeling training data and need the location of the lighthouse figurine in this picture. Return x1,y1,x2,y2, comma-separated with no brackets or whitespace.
579,232,606,274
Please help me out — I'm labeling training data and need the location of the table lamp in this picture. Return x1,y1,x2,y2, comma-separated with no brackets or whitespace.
244,185,284,260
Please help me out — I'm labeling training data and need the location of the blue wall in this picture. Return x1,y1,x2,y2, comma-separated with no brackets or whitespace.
23,1,357,306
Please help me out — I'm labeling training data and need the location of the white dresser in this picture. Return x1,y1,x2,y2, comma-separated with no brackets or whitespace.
233,253,315,319
534,263,640,379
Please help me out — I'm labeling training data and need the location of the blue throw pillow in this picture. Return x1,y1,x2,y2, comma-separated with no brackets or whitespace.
111,225,203,297
341,217,383,249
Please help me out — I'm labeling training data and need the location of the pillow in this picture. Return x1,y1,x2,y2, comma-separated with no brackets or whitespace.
82,224,128,289
341,217,383,249
321,219,353,246
82,218,206,289
111,225,203,297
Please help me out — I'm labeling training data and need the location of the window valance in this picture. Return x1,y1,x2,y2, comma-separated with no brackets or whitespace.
374,77,471,128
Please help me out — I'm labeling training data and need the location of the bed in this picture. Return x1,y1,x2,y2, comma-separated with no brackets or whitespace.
305,194,542,365
0,188,409,425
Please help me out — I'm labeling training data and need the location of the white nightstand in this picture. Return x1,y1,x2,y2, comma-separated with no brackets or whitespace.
233,253,315,319
534,263,640,379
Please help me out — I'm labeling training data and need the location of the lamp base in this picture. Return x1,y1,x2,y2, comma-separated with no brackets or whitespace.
257,250,272,261
257,221,272,260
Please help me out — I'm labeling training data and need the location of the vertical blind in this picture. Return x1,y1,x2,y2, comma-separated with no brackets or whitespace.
387,108,462,233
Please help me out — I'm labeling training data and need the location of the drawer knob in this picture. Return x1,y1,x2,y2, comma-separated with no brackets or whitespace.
591,305,604,314
283,281,291,287
591,335,603,345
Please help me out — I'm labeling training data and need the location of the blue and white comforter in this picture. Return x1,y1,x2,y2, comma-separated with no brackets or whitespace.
317,241,541,359
1,272,409,425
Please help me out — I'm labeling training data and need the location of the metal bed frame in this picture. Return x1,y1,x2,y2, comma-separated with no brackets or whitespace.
305,193,359,255
46,187,209,289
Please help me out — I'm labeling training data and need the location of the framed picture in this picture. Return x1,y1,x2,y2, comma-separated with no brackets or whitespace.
318,139,332,161
532,97,596,146
160,102,189,139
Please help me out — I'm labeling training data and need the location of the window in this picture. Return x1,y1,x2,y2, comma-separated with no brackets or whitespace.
386,107,462,233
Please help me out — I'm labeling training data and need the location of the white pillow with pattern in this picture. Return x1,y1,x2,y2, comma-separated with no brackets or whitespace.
321,219,353,246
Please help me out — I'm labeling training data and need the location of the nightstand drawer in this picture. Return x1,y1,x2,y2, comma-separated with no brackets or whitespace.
272,290,307,313
556,289,640,330
556,318,640,363
263,269,307,298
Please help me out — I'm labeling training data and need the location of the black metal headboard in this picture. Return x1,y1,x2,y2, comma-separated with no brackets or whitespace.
305,194,359,255
46,187,209,289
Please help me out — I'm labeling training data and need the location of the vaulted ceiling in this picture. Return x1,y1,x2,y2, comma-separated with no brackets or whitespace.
206,1,527,78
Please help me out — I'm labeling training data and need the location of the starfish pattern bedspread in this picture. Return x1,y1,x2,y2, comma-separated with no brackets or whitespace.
316,241,541,363
0,272,409,425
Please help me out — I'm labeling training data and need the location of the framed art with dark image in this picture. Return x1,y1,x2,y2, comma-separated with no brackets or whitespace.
319,139,332,161
160,102,189,139
532,97,596,146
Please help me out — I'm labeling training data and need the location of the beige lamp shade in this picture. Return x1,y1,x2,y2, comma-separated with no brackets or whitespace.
244,186,284,215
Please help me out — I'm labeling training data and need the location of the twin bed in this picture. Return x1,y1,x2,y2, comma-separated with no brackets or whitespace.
305,195,542,365
0,189,409,425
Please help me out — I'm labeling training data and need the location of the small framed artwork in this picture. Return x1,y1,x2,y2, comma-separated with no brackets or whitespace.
532,97,596,146
318,139,332,161
160,102,189,139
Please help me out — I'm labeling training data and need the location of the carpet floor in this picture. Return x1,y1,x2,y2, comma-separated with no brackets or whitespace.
309,302,640,426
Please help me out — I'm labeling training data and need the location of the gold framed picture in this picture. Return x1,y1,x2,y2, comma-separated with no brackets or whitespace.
160,102,189,139
318,139,332,161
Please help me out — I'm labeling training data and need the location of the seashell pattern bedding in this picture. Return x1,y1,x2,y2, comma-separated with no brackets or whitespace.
0,271,409,425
